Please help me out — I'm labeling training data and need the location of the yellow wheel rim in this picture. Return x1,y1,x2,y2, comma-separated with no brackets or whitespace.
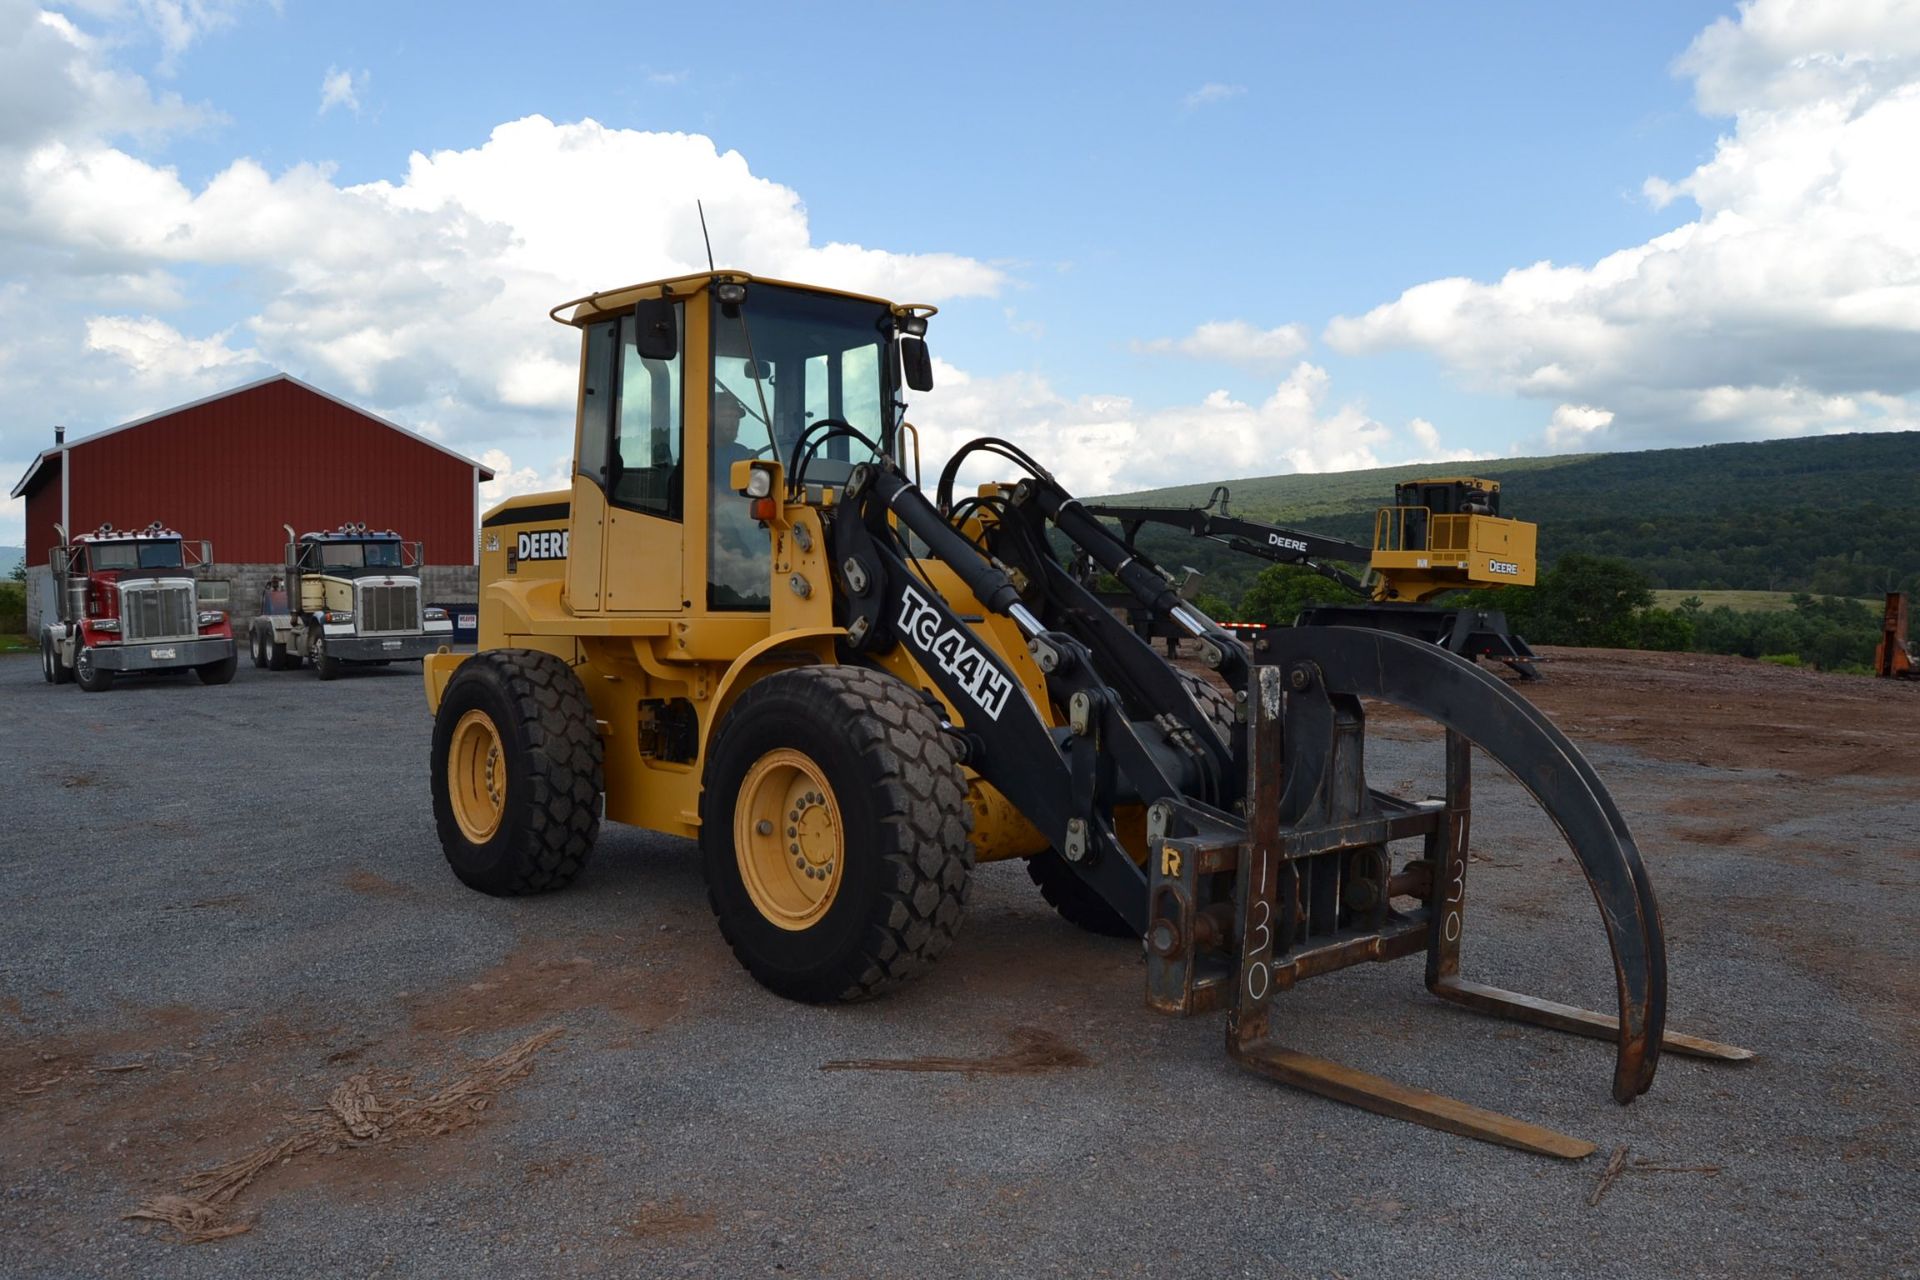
735,748,844,931
449,709,507,842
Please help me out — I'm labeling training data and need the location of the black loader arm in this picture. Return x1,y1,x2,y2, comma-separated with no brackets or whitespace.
1086,488,1371,593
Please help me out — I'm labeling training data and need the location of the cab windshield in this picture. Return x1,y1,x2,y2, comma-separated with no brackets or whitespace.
316,540,404,569
89,540,183,571
709,283,894,610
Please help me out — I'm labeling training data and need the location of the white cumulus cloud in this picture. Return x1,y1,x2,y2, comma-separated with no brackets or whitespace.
912,360,1433,498
1325,0,1920,448
1133,319,1310,372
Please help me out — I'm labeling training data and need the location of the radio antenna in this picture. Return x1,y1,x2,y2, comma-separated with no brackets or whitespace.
697,200,716,272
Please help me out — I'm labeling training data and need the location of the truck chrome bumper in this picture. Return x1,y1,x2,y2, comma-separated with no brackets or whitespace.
326,632,444,662
91,636,234,671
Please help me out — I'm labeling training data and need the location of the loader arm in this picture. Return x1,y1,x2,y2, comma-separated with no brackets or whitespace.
1084,490,1372,593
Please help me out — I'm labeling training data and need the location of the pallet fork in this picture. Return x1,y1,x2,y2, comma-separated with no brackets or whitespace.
885,441,1751,1157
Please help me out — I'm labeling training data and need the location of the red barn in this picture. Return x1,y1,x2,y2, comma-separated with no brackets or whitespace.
11,374,496,633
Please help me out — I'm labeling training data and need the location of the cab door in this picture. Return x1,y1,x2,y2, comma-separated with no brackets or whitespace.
570,301,688,613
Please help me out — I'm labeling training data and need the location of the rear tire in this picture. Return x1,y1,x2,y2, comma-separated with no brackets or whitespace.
267,629,296,671
431,649,603,896
196,651,237,685
75,647,114,693
700,665,972,1003
249,623,269,668
42,632,72,685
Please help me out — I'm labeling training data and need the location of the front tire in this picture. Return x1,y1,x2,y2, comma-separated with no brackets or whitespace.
431,649,603,896
700,665,973,1004
75,647,114,694
249,623,269,668
312,627,341,680
196,650,237,685
1025,669,1238,939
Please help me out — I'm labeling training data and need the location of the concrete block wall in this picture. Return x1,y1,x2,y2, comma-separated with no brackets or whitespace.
22,562,479,636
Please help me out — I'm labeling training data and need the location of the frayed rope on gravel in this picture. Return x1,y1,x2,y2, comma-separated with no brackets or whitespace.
125,1027,564,1244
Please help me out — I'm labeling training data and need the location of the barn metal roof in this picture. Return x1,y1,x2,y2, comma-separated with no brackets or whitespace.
10,373,497,499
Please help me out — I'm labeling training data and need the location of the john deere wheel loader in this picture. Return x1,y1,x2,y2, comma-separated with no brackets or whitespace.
424,270,1748,1157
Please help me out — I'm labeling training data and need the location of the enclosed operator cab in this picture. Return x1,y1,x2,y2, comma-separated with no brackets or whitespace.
40,521,235,692
249,522,452,679
1369,476,1537,601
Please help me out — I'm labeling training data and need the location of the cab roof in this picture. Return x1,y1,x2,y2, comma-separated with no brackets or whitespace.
73,521,179,543
549,269,919,328
300,522,400,542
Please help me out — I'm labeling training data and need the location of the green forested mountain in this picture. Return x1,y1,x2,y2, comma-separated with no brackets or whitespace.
1098,432,1920,604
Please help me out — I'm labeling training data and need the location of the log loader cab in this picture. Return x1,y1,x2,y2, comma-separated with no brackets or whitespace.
250,523,453,679
1371,476,1537,601
424,270,1748,1158
40,521,235,692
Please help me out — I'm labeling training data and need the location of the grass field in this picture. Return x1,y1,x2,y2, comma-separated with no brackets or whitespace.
1650,589,1882,613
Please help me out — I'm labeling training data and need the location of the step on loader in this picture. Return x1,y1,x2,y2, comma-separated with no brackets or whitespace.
424,270,1750,1158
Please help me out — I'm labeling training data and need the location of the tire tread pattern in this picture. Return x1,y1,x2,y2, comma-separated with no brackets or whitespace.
435,649,603,895
703,665,972,1002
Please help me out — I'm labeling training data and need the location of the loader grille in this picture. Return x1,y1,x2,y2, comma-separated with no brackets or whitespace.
356,581,421,634
120,581,196,642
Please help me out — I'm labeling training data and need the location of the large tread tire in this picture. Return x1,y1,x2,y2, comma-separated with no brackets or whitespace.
1025,850,1136,938
74,647,114,694
1176,668,1237,745
196,650,238,685
248,623,269,669
700,665,972,1004
267,632,297,671
431,649,603,896
1025,668,1239,940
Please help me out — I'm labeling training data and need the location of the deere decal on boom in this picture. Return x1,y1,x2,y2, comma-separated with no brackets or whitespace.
422,269,1750,1157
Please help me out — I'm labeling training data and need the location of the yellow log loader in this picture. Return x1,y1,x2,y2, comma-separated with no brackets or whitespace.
423,270,1748,1157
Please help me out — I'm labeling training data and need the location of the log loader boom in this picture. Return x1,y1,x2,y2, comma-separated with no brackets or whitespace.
1087,484,1543,678
422,270,1748,1159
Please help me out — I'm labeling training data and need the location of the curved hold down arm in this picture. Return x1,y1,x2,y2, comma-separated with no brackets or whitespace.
1256,626,1668,1103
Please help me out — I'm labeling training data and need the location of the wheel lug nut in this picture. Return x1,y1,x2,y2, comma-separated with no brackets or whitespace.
795,857,806,869
787,826,797,838
789,843,800,855
756,820,773,836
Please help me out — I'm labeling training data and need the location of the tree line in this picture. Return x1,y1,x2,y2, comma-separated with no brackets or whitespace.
1211,555,1889,673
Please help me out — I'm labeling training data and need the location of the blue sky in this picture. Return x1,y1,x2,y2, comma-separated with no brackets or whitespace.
4,0,1918,542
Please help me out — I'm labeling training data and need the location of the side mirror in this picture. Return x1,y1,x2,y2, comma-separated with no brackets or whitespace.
633,297,679,361
901,336,934,392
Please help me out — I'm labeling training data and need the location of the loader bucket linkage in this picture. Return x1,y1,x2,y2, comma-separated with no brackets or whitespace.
918,447,1754,1158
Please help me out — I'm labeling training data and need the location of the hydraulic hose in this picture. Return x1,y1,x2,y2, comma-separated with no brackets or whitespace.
863,466,1041,633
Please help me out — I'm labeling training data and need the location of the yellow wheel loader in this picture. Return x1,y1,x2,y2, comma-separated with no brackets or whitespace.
424,270,1748,1156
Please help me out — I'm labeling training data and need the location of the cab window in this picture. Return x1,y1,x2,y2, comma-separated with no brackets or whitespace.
579,305,686,519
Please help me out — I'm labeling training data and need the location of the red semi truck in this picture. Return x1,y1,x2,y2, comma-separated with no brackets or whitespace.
39,522,237,692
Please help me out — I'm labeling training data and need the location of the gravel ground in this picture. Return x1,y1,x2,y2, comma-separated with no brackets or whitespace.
1,650,1915,1278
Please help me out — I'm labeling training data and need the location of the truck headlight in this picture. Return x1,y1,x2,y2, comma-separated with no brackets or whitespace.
198,610,226,627
93,618,120,633
423,607,449,622
745,467,773,499
324,609,354,624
